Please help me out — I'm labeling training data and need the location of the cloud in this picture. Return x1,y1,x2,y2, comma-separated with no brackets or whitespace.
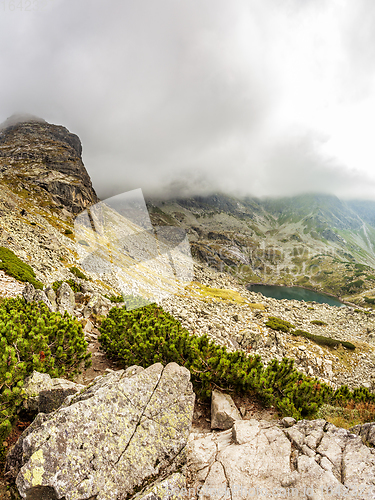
1,0,375,201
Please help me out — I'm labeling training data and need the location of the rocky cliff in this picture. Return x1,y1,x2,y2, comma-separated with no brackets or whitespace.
0,114,98,214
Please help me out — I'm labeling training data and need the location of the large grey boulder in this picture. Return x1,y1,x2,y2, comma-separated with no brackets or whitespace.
56,281,75,315
210,390,241,430
187,419,375,500
7,362,195,500
22,371,84,414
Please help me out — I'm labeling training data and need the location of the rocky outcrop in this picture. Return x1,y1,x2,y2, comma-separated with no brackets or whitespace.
210,390,242,430
188,419,375,500
22,371,84,414
0,114,98,213
7,363,195,500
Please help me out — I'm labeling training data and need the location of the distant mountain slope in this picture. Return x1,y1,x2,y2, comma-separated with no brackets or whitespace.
146,193,375,305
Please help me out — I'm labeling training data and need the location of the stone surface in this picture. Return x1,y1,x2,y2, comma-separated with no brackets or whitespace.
8,363,195,500
56,281,75,315
0,115,98,213
210,390,241,430
187,419,375,500
83,293,112,318
22,371,84,414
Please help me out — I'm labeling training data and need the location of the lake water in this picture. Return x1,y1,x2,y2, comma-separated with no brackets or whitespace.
247,284,344,307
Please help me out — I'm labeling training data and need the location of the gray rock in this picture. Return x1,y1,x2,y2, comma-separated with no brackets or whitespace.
83,293,112,318
211,390,241,430
10,362,195,500
134,473,187,500
350,422,375,446
33,289,54,312
22,283,35,303
22,371,84,414
187,419,375,500
56,281,75,315
44,286,57,312
281,416,296,428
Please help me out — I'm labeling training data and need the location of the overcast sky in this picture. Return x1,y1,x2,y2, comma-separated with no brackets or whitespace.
1,0,375,201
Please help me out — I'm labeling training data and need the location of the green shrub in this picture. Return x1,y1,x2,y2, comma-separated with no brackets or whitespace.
0,247,43,289
52,279,82,293
105,294,124,303
0,297,91,444
364,297,375,305
310,320,328,326
99,305,329,419
69,266,89,280
265,316,295,333
64,229,73,235
291,329,355,350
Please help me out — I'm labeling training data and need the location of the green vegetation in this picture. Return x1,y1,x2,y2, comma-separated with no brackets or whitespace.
99,305,373,423
69,266,89,280
0,297,91,453
364,297,375,305
52,279,82,293
310,320,328,326
64,229,73,235
265,316,295,333
100,305,328,419
105,294,125,303
0,247,43,289
291,329,355,351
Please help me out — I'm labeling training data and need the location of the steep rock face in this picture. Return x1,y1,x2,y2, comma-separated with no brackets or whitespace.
0,114,98,213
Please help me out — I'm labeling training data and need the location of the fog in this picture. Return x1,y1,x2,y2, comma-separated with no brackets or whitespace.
1,0,375,201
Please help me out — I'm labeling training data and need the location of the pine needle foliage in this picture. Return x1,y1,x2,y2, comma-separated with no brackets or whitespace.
265,316,295,332
0,297,91,444
99,304,335,419
0,247,43,289
52,279,82,293
69,267,89,280
291,329,355,350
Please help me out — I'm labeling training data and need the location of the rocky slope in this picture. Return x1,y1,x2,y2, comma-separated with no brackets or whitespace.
146,193,375,305
0,114,98,214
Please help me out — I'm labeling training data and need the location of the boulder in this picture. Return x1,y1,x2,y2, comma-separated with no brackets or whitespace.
56,281,75,315
7,362,195,500
83,293,112,318
44,287,57,312
210,390,241,430
22,283,35,303
22,371,84,414
22,284,55,312
350,421,375,446
187,419,375,500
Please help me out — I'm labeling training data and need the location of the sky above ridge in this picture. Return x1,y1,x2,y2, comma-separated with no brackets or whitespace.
1,0,375,201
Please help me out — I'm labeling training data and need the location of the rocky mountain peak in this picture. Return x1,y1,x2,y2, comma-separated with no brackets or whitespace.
0,115,98,214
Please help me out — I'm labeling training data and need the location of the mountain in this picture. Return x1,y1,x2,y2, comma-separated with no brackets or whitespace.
0,114,98,214
146,192,375,305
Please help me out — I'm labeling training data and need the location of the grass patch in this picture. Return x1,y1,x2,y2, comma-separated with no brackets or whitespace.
316,401,375,429
310,320,328,326
0,247,43,289
187,282,248,304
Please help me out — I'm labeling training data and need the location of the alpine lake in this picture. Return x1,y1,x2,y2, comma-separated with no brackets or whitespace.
247,284,345,307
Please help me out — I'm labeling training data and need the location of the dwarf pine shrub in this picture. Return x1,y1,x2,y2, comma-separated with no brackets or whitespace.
0,247,43,289
52,279,82,293
0,297,91,445
69,267,89,280
291,329,355,350
265,316,295,333
99,304,337,419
